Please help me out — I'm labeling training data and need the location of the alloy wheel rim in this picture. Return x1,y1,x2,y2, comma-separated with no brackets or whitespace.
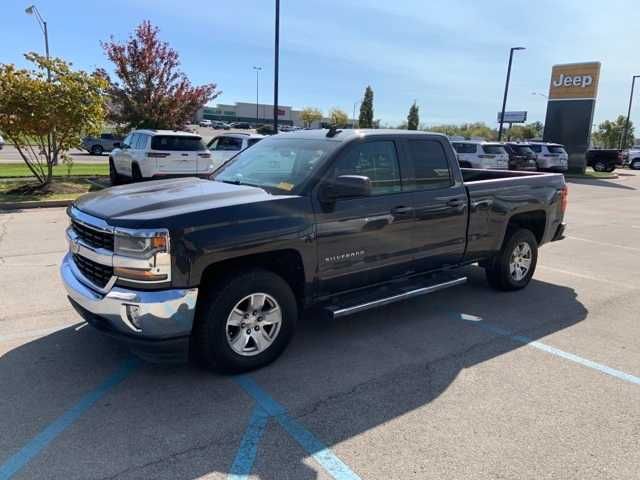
225,293,282,357
509,242,532,281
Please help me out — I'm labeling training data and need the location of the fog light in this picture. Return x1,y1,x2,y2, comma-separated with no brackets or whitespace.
124,304,143,331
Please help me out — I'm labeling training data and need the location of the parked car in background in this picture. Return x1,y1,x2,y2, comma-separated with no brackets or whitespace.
199,119,213,127
109,130,214,184
528,142,568,172
206,133,264,169
585,149,622,172
81,133,124,156
212,121,231,130
0,134,4,150
625,147,640,170
230,122,251,129
451,141,509,169
504,143,538,171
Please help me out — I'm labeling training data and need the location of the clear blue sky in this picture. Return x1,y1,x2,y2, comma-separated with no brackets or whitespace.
2,0,639,127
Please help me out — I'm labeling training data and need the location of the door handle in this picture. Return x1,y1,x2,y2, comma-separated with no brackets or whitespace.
390,206,413,215
446,199,465,208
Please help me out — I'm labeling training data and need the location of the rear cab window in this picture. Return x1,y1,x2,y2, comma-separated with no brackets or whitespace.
406,140,452,190
151,135,205,151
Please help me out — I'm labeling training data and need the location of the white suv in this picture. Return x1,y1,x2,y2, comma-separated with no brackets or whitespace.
109,130,215,184
528,142,568,171
206,133,264,170
451,141,509,169
625,147,640,170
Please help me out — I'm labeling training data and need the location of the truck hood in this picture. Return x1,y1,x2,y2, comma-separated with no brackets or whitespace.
73,178,284,222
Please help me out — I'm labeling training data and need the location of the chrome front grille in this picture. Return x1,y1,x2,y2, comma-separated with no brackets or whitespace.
71,219,114,250
73,254,113,289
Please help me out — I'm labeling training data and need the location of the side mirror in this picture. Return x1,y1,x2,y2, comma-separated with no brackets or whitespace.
320,175,371,202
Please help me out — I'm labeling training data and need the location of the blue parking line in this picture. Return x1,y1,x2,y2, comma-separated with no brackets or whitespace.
228,406,270,480
459,313,640,386
234,375,361,480
0,358,139,480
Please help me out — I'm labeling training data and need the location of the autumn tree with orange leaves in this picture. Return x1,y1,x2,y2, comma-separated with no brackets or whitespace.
100,21,219,131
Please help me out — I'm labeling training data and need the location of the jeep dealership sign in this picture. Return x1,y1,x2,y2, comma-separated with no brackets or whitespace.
543,62,601,172
548,62,600,100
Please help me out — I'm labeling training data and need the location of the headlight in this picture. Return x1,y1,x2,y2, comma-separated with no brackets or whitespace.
113,229,171,283
115,230,169,259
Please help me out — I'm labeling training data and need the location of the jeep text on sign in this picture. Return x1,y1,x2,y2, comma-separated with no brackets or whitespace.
548,62,601,100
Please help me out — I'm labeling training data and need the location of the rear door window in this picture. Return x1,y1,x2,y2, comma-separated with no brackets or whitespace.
406,140,452,190
150,135,205,151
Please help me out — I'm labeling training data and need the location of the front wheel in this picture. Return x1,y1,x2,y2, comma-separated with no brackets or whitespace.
193,269,298,372
109,159,121,186
631,160,640,170
593,160,607,172
485,228,538,291
91,145,104,156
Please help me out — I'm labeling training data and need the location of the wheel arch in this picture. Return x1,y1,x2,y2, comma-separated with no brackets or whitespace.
504,210,547,246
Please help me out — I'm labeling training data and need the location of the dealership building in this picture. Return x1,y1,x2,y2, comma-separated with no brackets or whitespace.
196,102,327,128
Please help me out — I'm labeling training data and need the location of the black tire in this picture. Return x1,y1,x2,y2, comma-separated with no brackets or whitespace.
131,163,143,182
605,165,616,173
91,145,104,156
109,159,121,186
593,160,607,172
193,269,298,373
485,228,538,291
631,160,640,170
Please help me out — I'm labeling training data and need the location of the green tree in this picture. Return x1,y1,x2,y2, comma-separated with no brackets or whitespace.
427,122,497,140
0,53,108,184
592,115,634,148
407,101,420,130
508,122,544,141
300,107,323,128
358,86,374,128
328,108,349,127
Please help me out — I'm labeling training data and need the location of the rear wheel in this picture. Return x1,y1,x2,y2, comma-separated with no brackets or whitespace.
485,228,538,291
91,145,104,156
193,269,297,372
593,160,607,172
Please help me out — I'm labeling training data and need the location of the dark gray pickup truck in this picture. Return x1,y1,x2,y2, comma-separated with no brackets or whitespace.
61,129,567,371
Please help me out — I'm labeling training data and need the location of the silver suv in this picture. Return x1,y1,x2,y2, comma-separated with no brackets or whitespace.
81,133,124,156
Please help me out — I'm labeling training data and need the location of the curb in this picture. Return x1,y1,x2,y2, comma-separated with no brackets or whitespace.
0,199,73,210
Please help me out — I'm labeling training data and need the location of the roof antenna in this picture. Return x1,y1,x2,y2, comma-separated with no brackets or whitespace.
326,125,342,138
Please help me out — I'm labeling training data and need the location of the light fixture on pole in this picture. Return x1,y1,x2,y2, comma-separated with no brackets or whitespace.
531,91,548,99
620,75,640,149
253,66,262,126
25,5,50,81
498,46,525,141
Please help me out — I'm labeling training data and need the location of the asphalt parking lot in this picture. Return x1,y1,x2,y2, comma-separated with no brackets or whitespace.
1,171,639,479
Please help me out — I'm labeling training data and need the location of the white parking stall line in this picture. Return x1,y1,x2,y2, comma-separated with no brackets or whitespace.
0,324,81,344
537,265,637,289
565,236,640,253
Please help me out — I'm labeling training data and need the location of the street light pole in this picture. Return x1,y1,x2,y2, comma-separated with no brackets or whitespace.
273,0,280,132
253,66,262,126
498,46,525,141
353,101,360,128
25,5,50,79
620,75,640,149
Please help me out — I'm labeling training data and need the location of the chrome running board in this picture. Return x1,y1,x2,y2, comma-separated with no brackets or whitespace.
327,276,467,319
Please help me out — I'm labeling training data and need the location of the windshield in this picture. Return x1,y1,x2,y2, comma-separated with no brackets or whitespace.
213,137,339,193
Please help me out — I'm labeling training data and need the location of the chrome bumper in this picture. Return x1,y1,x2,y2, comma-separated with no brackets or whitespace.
61,253,198,339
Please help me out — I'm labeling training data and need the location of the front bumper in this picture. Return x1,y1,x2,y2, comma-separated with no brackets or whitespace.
61,253,198,362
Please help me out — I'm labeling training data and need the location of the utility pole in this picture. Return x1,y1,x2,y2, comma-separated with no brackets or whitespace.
253,66,262,126
273,0,280,132
620,75,640,149
498,46,525,141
